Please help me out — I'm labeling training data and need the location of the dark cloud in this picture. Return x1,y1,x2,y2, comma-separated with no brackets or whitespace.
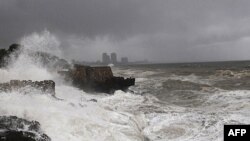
1,0,250,62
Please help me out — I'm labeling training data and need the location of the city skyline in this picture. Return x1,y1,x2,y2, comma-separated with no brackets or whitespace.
102,52,128,65
2,1,250,63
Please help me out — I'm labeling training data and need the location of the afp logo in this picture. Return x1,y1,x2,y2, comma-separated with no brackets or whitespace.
224,125,249,141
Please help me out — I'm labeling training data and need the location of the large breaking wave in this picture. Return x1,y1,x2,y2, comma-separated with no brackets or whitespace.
0,31,148,141
1,30,250,141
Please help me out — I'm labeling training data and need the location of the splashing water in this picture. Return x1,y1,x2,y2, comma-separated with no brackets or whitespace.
2,30,249,141
20,30,62,57
0,30,149,141
0,30,63,83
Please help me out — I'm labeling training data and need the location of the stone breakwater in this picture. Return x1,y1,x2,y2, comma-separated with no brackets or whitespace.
59,64,135,93
0,80,55,95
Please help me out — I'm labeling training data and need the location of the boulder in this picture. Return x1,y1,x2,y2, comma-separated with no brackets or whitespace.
0,80,55,95
0,44,21,67
59,64,135,93
0,116,51,141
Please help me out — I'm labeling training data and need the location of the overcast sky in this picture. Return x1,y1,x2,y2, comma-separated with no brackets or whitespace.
1,0,250,63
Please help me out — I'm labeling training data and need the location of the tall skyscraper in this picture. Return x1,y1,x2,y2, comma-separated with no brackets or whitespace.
121,57,128,64
110,52,117,64
102,53,110,64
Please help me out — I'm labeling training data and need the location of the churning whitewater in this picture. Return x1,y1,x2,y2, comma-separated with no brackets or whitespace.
0,31,148,141
1,31,250,141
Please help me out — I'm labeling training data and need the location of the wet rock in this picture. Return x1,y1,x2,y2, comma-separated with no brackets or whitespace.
8,44,20,53
0,116,50,141
0,44,21,67
89,99,98,102
0,43,70,70
0,80,55,95
59,64,135,93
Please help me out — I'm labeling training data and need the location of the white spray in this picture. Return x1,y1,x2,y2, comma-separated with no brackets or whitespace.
0,30,148,141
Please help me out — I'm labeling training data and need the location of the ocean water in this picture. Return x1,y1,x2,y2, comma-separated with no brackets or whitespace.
1,31,250,141
112,62,250,141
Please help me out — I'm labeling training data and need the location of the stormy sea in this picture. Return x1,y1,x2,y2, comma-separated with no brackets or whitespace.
1,32,250,141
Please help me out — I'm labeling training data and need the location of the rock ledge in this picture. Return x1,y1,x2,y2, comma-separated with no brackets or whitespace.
0,80,55,95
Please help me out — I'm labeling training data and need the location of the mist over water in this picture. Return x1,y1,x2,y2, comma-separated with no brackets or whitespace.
0,30,61,83
20,30,62,57
1,31,250,141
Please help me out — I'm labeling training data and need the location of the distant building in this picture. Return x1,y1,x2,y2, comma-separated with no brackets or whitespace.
102,53,110,64
110,52,117,64
121,57,128,64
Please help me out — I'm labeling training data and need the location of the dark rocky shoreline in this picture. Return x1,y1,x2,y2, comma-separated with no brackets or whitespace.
0,116,51,141
0,44,135,94
0,44,136,140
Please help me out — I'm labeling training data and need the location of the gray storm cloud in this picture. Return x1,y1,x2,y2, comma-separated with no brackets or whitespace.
1,0,250,62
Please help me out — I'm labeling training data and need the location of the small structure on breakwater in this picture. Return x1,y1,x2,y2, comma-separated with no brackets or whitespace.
59,64,135,93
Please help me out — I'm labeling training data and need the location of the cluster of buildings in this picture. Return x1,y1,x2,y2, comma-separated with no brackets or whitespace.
102,52,128,65
73,52,148,66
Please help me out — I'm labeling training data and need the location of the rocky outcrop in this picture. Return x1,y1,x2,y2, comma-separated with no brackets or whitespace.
0,44,20,67
0,43,70,70
0,80,55,95
1,43,134,94
0,116,51,141
59,64,135,93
